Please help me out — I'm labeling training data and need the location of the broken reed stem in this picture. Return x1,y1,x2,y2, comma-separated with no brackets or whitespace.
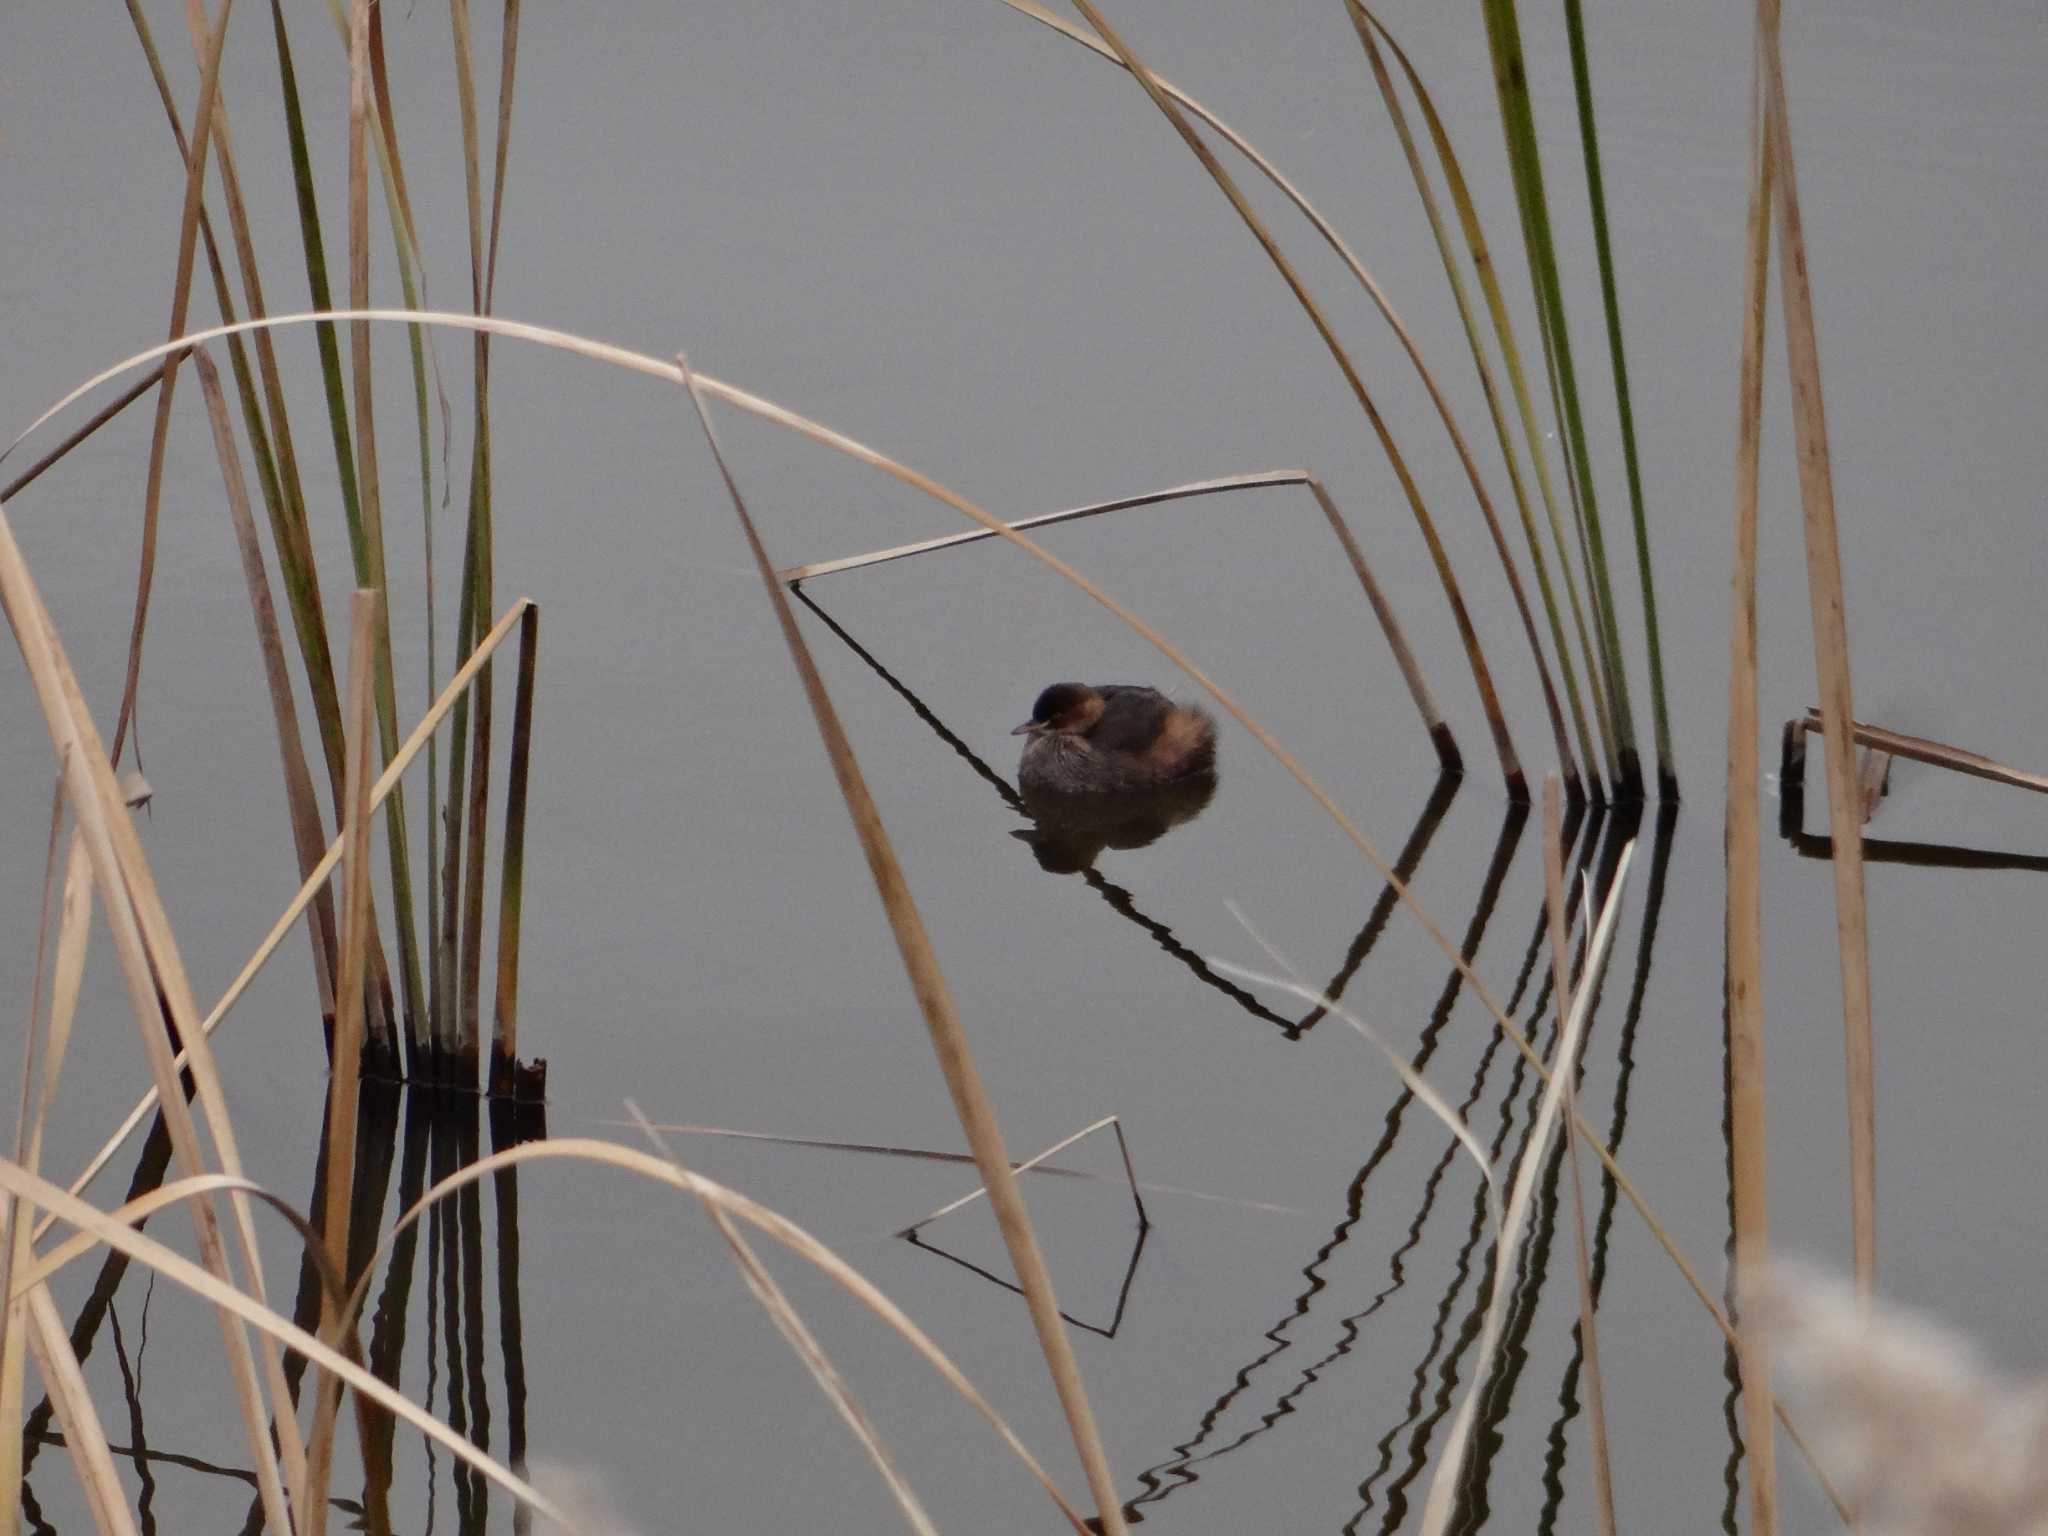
675,355,1129,1536
1797,711,2048,798
491,605,539,1093
1759,0,1877,1295
1727,23,1778,1532
1065,0,1527,798
784,469,1459,773
1543,779,1615,1536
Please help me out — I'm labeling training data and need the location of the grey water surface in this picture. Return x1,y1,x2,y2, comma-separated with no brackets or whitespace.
3,2,2045,1531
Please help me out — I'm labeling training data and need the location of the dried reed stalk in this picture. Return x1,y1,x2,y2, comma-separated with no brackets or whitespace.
1,1159,562,1527
676,355,1128,1534
0,506,300,1534
1759,0,1877,1294
784,469,1458,772
492,605,540,1091
1797,712,2048,798
630,1113,941,1536
1727,22,1779,1531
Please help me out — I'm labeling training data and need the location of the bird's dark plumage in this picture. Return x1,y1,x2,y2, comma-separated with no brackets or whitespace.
1011,682,1216,795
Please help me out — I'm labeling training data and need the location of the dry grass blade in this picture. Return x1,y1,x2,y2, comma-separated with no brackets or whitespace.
1001,0,1575,791
35,836,92,1170
784,468,1456,770
1758,0,1876,1294
0,786,66,1536
196,351,342,1029
46,598,536,1231
113,0,235,765
0,504,302,1532
1056,0,1528,797
1421,837,1636,1536
1543,779,1615,1536
0,1160,564,1527
708,1198,940,1536
675,351,1126,1535
1728,27,1779,1531
318,1138,1091,1533
24,1287,136,1536
632,1112,940,1536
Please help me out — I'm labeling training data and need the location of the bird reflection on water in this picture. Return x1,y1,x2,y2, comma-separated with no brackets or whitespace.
1013,770,1219,874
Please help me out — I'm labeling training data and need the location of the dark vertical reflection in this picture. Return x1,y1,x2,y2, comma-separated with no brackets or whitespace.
1719,798,1751,1536
107,1298,157,1536
1292,770,1465,1036
364,1085,437,1524
20,1103,179,1525
1443,807,1644,1535
1351,804,1613,1532
489,1097,545,1536
1122,801,1535,1517
32,1076,542,1534
428,1105,481,1534
1535,803,1677,1536
457,1106,492,1536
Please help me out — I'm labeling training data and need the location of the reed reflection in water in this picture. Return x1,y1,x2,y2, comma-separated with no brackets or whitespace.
22,1085,546,1536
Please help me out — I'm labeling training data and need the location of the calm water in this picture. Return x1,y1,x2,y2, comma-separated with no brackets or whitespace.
3,2,2045,1531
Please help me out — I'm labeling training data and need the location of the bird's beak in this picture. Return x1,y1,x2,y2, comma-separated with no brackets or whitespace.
1011,720,1042,736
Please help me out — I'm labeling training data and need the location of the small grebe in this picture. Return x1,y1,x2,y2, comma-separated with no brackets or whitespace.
1010,682,1217,796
